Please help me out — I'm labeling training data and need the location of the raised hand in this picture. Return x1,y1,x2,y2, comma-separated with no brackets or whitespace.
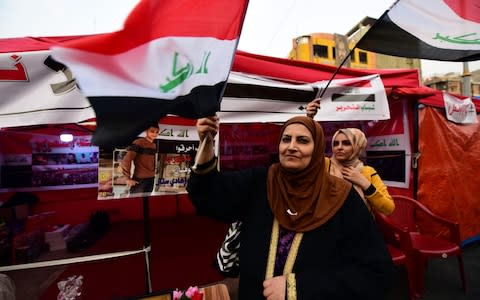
305,98,321,118
193,115,219,168
196,115,219,143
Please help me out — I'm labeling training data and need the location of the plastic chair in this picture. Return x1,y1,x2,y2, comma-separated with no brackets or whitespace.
390,195,467,297
374,211,418,300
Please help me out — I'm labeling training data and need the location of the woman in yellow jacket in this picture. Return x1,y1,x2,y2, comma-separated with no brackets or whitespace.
327,128,394,215
307,99,395,215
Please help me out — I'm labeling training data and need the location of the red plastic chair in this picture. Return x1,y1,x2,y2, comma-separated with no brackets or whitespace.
374,211,418,300
389,195,467,297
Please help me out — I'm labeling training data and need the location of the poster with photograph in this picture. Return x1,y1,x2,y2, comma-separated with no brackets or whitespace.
97,123,210,200
155,146,193,193
98,166,114,199
0,132,98,191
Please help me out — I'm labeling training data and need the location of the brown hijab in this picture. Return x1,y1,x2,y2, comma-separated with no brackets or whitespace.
267,116,351,232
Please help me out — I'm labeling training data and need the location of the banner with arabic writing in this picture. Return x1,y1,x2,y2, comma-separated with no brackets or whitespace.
220,73,389,123
1,49,389,131
363,99,411,188
97,123,218,200
0,51,95,128
443,92,478,124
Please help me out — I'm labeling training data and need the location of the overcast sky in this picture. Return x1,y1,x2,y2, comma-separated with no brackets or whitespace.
1,0,478,78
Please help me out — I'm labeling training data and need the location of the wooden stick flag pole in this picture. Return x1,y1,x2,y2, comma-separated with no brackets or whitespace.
191,132,212,171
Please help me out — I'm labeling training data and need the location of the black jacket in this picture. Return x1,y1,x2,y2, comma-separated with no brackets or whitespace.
187,167,393,300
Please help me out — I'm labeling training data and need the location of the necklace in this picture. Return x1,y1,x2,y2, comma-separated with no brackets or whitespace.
286,208,298,216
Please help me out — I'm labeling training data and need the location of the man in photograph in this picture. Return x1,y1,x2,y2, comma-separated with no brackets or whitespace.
121,123,160,195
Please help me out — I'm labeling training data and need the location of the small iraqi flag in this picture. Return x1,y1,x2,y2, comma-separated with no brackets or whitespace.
356,0,480,62
51,0,249,147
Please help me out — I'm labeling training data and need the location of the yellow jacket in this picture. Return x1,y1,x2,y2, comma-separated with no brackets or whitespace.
326,157,395,215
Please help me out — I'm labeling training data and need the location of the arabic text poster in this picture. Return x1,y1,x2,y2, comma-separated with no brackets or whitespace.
156,153,192,193
97,123,201,199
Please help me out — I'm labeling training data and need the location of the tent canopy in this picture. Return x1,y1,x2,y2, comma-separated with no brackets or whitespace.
2,35,480,243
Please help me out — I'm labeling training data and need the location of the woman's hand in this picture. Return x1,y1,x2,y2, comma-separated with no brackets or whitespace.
263,276,286,300
305,98,321,118
341,166,370,190
193,115,219,166
196,115,219,143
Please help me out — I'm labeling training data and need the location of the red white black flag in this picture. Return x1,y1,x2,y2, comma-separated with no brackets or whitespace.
356,0,480,62
51,0,249,147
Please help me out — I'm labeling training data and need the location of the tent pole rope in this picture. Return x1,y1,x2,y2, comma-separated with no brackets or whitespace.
143,195,153,293
412,100,420,199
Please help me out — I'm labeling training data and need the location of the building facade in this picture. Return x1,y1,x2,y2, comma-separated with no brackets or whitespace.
424,71,480,97
288,33,377,69
287,17,480,97
288,17,421,74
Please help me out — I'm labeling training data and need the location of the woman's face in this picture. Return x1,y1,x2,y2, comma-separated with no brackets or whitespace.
332,132,353,162
278,123,314,171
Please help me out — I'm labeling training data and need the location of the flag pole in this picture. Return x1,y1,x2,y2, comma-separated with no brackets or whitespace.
313,2,396,100
142,195,153,293
192,1,250,168
191,132,212,171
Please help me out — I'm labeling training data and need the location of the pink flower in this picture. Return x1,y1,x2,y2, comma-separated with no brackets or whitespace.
172,286,203,300
185,286,199,298
172,289,183,300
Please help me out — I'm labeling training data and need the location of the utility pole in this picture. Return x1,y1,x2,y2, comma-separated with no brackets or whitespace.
462,62,472,97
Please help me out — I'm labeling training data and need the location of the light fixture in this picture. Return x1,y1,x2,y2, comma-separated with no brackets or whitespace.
60,132,74,142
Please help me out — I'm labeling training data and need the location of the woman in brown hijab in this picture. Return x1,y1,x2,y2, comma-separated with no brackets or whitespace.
188,115,392,300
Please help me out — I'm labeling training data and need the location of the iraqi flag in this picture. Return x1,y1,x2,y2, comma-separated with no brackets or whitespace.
355,0,480,62
51,0,249,147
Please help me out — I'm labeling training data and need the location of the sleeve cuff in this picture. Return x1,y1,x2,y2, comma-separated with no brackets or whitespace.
364,183,376,196
191,156,218,175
